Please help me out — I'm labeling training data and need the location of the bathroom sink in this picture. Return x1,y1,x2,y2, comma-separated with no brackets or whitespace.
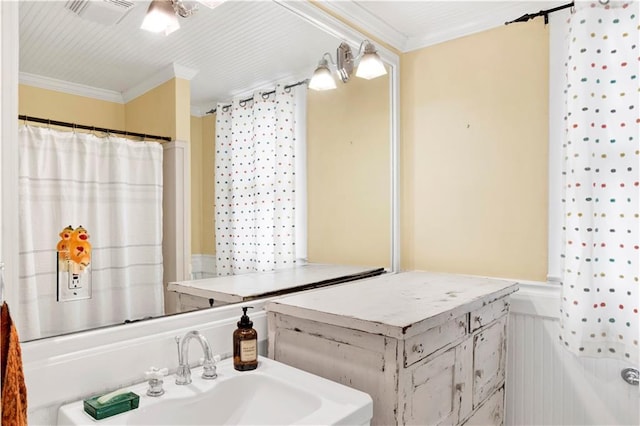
57,356,372,425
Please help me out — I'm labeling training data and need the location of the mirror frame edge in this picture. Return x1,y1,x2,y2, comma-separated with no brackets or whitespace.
1,0,20,313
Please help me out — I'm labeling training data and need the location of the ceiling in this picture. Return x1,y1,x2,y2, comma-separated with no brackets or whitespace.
19,0,567,114
19,1,340,113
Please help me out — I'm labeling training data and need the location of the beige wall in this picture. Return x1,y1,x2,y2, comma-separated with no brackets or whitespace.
125,78,191,141
19,84,125,129
125,79,176,139
190,114,216,255
19,79,191,143
401,21,549,281
307,74,391,268
173,78,192,142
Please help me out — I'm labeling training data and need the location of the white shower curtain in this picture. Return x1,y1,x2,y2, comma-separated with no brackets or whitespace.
560,1,638,364
18,125,164,341
214,84,305,275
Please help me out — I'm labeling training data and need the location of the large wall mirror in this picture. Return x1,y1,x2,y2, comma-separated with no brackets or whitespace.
8,0,398,342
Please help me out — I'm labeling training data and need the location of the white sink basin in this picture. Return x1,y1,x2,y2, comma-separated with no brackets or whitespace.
57,356,372,425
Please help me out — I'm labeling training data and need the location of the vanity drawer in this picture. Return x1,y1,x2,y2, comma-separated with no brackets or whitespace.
471,298,509,333
404,315,468,367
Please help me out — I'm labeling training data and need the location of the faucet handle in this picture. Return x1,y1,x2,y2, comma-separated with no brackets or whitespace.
145,367,168,380
145,367,168,397
200,355,220,380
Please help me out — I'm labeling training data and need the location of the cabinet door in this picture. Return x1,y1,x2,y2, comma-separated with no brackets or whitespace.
405,339,473,425
462,387,504,426
472,316,507,408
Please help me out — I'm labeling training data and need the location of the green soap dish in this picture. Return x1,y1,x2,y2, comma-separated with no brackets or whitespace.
83,391,140,420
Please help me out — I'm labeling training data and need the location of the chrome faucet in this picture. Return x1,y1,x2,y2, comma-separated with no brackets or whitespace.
175,330,218,385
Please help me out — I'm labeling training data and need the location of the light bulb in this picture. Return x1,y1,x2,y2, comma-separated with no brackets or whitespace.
309,59,337,91
355,43,387,80
141,0,180,35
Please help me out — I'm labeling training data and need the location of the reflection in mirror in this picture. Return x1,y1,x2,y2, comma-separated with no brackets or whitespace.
307,71,390,268
16,0,392,342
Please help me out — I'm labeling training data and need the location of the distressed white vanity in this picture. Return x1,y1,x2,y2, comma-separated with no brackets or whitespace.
266,271,519,426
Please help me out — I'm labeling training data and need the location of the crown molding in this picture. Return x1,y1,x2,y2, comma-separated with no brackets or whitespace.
20,71,209,119
403,18,508,52
316,0,525,53
18,67,205,117
172,63,200,81
122,62,199,103
190,105,204,117
19,72,124,104
318,0,407,52
21,63,200,106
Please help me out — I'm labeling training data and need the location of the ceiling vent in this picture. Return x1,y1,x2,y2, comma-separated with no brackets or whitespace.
65,0,136,26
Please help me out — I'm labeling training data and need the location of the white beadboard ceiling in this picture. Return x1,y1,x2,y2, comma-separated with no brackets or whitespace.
19,1,341,113
19,1,568,114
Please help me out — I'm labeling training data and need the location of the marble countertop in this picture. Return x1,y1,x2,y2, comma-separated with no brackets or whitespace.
167,263,385,303
266,271,519,339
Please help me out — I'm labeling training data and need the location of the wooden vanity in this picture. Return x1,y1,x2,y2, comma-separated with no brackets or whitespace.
266,271,518,426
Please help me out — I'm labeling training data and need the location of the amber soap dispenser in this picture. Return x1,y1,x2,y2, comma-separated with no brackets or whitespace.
233,306,258,371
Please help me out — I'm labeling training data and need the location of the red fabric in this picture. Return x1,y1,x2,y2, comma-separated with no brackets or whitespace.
1,302,28,426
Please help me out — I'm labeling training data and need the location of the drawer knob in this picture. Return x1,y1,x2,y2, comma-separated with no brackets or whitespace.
475,369,484,378
413,343,424,354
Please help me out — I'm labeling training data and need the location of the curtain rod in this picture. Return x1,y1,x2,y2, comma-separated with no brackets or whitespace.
205,79,308,115
18,115,172,142
505,2,574,25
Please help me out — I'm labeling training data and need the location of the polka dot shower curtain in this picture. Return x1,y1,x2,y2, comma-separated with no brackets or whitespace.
560,1,638,363
214,84,304,275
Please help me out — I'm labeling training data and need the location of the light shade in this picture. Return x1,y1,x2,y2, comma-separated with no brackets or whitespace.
308,59,337,91
355,43,387,80
141,0,180,35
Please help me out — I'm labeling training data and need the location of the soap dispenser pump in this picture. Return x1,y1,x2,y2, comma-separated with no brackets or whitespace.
233,306,258,371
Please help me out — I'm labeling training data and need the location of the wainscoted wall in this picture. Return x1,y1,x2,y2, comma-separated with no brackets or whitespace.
22,302,267,425
507,283,639,426
22,279,638,425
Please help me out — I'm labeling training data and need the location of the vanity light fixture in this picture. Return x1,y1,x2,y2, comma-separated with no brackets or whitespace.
309,40,387,91
307,56,337,91
141,0,182,35
141,0,225,35
355,42,388,80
